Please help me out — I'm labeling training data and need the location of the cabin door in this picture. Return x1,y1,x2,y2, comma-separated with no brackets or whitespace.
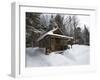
55,38,61,51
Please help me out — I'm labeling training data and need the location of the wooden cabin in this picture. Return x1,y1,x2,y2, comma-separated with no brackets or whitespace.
37,27,73,54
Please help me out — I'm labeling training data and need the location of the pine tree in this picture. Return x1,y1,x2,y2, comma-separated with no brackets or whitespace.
48,15,55,31
55,14,65,35
83,25,90,45
26,12,41,47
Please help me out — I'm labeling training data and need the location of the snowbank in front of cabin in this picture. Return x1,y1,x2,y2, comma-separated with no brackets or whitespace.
26,44,90,67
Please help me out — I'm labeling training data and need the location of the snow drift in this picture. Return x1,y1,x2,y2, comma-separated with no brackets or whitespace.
26,44,90,67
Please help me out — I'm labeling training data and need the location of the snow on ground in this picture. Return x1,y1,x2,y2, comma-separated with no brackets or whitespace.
26,44,90,67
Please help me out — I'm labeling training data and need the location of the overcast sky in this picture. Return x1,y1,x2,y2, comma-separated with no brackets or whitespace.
77,15,90,30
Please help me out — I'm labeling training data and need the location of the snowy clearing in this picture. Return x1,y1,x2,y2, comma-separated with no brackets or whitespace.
26,44,90,67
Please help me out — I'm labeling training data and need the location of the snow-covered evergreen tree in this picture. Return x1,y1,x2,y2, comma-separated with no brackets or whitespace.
82,25,90,45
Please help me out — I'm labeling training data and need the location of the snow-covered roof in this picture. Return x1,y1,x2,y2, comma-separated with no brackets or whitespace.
37,28,73,41
48,34,73,39
37,28,57,41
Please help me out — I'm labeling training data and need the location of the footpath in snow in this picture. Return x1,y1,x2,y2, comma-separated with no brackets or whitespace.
26,44,90,67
